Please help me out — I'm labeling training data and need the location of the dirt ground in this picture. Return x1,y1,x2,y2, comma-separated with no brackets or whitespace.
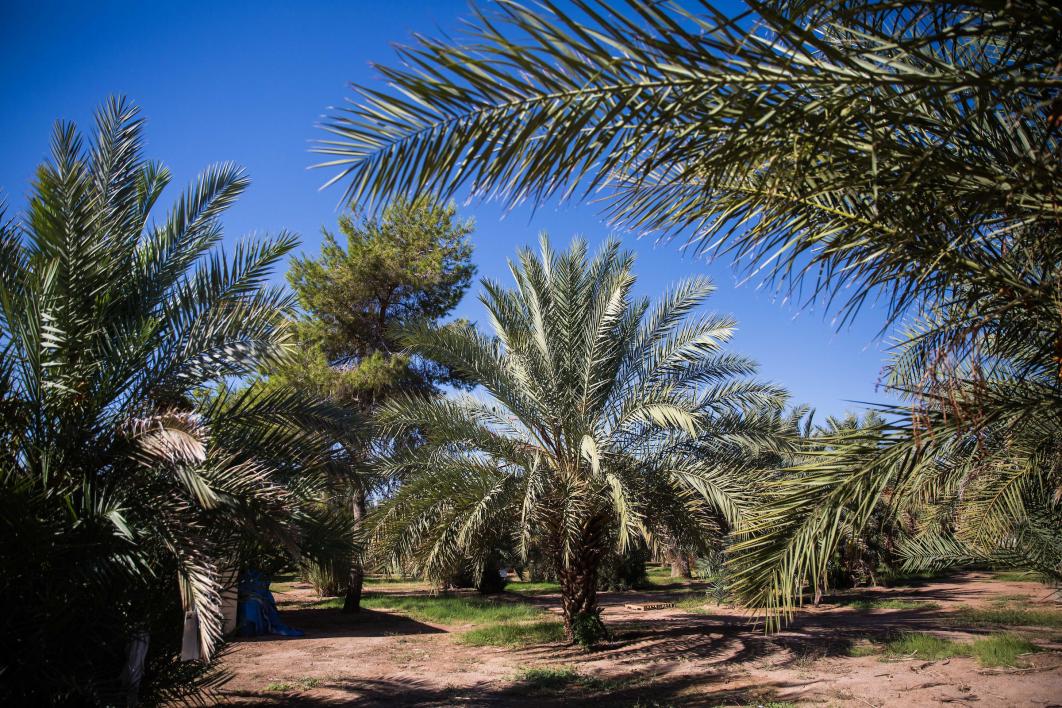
219,572,1062,707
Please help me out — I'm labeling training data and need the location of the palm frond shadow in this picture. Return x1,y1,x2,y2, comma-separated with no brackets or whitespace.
222,673,806,707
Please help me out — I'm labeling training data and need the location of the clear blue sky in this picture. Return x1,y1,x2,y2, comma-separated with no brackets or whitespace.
1,0,895,418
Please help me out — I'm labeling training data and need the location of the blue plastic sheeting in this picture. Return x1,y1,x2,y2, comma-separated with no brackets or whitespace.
237,570,304,637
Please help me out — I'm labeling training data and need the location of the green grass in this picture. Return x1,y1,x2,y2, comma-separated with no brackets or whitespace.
315,593,545,624
513,665,632,694
989,594,1032,606
311,597,344,609
969,634,1040,668
646,566,675,582
881,632,1040,667
515,665,581,692
953,606,1062,628
268,573,299,594
674,593,713,612
507,572,691,595
360,594,545,624
843,598,940,611
460,620,567,647
264,682,294,692
263,676,321,692
311,591,560,646
645,566,687,588
363,575,425,586
846,643,880,657
883,633,966,661
506,581,562,595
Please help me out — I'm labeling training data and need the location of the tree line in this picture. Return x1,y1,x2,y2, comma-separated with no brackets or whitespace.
1,0,1057,703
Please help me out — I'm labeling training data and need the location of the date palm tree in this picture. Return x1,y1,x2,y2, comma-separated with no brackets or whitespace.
369,236,786,642
0,98,347,704
315,0,1061,624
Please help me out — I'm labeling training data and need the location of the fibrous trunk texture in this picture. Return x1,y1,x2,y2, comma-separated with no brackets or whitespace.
668,542,693,579
558,552,599,639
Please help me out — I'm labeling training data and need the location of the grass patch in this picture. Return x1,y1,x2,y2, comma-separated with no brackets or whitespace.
674,593,713,612
264,682,293,692
354,594,544,625
506,581,561,595
881,632,1041,667
846,643,880,657
515,665,580,692
362,575,428,589
269,573,299,594
646,566,677,584
969,634,1040,668
988,594,1032,607
263,677,321,692
644,566,689,589
843,598,940,611
312,591,559,646
460,620,566,647
513,665,632,694
953,606,1062,628
883,632,969,661
310,596,344,609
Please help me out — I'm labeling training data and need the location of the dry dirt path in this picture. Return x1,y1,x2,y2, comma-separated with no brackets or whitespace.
219,572,1062,706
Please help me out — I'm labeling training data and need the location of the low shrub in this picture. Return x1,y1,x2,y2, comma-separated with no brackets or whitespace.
571,609,610,647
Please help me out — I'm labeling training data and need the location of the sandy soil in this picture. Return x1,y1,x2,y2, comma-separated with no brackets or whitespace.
218,572,1062,706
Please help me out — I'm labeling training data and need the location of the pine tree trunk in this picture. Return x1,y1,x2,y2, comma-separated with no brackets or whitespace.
342,489,367,613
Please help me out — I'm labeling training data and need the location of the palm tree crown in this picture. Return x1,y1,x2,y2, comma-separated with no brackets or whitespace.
371,236,786,640
316,0,1061,624
0,98,343,702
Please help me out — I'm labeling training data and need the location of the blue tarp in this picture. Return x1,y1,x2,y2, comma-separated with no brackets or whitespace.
237,570,304,637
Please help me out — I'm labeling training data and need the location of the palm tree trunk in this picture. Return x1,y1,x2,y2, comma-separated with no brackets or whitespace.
558,561,596,636
667,541,693,579
342,488,367,613
557,546,605,643
1055,331,1062,382
121,630,150,708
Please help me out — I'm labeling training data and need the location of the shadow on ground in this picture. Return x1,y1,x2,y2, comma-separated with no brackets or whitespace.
222,572,1056,706
221,671,807,707
232,607,445,643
